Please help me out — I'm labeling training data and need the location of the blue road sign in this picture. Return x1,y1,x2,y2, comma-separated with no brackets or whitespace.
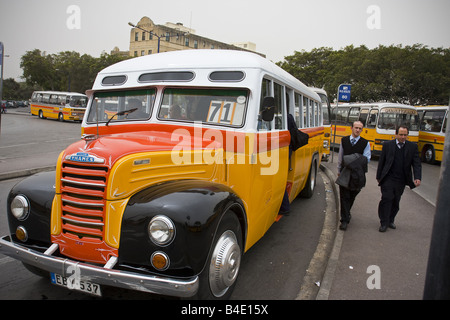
338,84,351,102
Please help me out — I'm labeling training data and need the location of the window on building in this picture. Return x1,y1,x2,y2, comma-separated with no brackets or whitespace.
166,32,170,41
194,40,198,49
135,32,139,41
185,38,189,47
142,32,145,41
141,50,145,56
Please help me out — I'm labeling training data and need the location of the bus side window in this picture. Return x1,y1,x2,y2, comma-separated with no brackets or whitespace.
273,82,285,130
294,93,302,128
259,78,272,131
303,96,309,127
358,108,369,126
367,109,378,128
443,112,448,133
348,107,360,125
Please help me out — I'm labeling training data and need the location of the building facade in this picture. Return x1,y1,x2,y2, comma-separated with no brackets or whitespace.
128,17,264,57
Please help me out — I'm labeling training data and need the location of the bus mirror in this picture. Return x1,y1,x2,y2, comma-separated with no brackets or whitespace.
261,97,275,122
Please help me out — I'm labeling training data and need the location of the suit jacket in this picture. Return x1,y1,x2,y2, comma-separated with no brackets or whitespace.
376,139,422,189
336,153,368,190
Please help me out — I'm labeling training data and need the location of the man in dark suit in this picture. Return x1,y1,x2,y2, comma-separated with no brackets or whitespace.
337,121,371,230
376,125,422,232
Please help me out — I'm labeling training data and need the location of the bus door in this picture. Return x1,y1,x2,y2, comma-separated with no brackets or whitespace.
358,107,373,148
366,108,379,152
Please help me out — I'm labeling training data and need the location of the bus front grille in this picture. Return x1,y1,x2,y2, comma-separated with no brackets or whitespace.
60,162,108,241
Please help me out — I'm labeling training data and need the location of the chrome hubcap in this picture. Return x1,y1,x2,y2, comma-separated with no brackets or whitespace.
209,230,241,297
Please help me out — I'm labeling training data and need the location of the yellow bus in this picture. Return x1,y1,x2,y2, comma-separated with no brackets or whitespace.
331,102,420,156
30,91,87,121
1,50,324,299
311,87,331,160
416,105,448,163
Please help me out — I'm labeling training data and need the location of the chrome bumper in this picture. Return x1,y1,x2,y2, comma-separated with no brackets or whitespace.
0,235,198,297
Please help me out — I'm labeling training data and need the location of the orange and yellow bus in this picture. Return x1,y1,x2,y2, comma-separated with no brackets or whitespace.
416,105,448,163
331,102,420,156
30,91,87,121
1,50,324,299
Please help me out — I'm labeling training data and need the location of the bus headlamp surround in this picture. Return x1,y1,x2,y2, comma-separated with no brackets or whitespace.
11,195,30,221
148,215,175,246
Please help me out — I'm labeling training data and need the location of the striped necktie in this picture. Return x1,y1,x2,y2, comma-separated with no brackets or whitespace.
351,138,356,146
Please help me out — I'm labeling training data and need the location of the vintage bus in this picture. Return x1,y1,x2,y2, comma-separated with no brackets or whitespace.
416,105,448,163
331,102,420,156
0,50,324,299
30,91,87,121
310,87,331,160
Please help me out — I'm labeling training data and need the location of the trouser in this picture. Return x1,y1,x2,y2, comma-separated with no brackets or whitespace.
378,179,406,226
339,186,361,223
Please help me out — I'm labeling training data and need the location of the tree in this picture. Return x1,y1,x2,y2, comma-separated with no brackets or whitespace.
278,44,450,105
20,49,130,94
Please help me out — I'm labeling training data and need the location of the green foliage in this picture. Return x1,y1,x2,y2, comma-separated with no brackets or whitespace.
20,49,130,95
277,44,450,105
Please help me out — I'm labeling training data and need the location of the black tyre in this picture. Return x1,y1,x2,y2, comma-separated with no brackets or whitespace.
300,159,317,198
196,211,243,299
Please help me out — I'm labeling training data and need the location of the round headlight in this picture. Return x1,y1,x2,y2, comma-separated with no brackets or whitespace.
148,215,175,246
11,195,30,221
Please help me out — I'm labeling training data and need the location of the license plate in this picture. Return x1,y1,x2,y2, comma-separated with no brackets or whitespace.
51,273,102,296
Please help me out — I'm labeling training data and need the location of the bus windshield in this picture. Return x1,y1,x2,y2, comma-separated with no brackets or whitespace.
69,95,88,108
158,88,248,127
377,108,419,131
87,89,155,123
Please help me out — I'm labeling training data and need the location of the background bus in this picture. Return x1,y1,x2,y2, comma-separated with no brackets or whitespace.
310,87,331,161
331,102,420,156
416,105,448,163
30,91,87,121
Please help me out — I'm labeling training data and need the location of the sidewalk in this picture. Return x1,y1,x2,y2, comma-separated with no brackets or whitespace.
319,160,435,300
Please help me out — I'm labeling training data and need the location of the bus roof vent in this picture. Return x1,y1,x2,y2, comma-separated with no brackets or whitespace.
209,71,245,82
102,75,127,86
138,71,195,83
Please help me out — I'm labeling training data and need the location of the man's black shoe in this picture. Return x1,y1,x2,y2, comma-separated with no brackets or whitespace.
339,222,348,230
389,223,396,229
379,225,388,232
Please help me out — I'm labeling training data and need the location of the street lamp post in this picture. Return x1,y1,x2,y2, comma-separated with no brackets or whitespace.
128,22,162,53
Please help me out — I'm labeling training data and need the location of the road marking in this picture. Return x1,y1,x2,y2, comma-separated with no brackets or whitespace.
0,142,38,149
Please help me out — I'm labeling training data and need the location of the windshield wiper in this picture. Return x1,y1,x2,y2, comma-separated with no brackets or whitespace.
105,108,138,126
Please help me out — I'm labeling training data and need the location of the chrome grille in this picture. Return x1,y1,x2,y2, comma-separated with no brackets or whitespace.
60,162,108,240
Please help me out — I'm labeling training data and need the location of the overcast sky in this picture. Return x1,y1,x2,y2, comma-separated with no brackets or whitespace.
1,0,449,81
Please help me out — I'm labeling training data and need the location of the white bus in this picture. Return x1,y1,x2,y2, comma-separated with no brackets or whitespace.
416,105,448,163
1,50,324,299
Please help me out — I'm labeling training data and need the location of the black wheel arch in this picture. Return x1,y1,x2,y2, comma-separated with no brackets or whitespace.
119,179,247,277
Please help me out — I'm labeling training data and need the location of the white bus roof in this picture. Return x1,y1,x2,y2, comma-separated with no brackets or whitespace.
32,91,87,97
415,105,449,110
92,49,319,100
332,102,415,109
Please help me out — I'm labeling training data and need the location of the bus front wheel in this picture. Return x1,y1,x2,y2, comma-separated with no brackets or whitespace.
422,146,436,164
196,211,243,300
